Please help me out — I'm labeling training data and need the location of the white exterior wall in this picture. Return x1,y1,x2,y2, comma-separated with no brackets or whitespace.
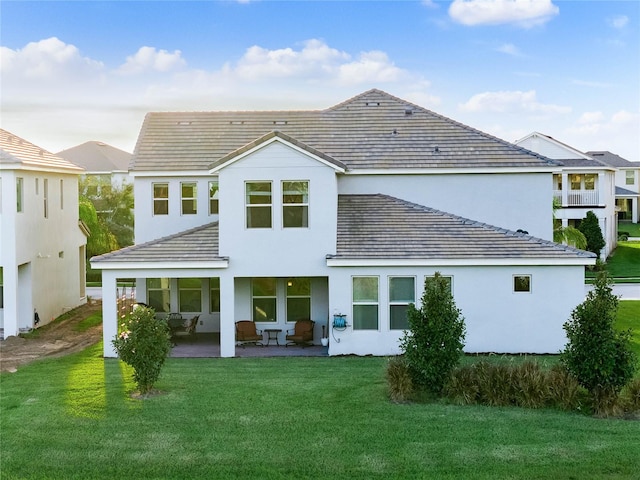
327,264,586,356
134,173,218,243
0,169,86,335
338,172,553,240
218,142,338,276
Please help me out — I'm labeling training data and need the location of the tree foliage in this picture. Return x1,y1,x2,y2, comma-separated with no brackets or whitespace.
79,198,118,258
112,306,172,394
552,199,587,250
400,272,466,394
578,210,606,257
561,272,637,408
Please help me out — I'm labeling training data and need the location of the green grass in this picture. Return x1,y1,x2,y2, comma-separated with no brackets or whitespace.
587,241,640,282
618,222,640,238
617,300,640,360
74,311,102,332
2,345,640,479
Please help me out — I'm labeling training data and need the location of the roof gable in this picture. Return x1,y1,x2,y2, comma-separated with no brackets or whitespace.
0,129,84,173
57,141,132,172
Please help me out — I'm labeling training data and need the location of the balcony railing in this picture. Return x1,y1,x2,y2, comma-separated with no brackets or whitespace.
553,190,600,206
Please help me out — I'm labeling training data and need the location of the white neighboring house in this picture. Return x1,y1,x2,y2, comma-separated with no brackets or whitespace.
92,90,595,358
515,132,617,258
586,151,639,225
0,129,88,338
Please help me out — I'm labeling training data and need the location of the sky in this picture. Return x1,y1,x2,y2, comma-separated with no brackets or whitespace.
1,0,639,161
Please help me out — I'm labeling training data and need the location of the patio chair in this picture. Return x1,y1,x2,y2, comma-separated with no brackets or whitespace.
172,315,199,343
235,320,263,348
285,319,315,347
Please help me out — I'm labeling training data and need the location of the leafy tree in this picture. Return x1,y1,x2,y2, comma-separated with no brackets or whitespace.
552,199,587,250
561,272,637,411
79,198,118,258
112,306,172,394
400,272,466,394
578,210,606,258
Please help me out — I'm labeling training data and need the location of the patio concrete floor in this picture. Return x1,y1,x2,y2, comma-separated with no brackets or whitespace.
170,333,329,358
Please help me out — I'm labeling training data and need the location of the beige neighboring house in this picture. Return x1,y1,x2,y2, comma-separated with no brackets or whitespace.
515,132,617,258
57,141,132,202
586,151,639,225
0,129,88,338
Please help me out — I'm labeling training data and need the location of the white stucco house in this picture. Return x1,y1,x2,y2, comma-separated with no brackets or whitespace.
515,132,617,258
0,129,88,338
92,90,595,358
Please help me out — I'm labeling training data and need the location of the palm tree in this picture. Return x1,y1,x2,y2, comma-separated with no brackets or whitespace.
553,199,587,249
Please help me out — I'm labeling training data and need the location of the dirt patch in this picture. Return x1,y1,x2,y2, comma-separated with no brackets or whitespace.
0,302,103,373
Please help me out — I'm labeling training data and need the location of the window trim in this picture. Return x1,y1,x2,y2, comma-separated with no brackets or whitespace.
389,276,415,331
147,278,171,313
352,276,379,331
424,274,453,295
626,170,635,185
178,278,202,312
208,180,219,215
282,180,309,229
43,178,48,219
181,182,197,215
16,177,24,213
252,277,277,322
513,275,532,293
286,277,311,323
210,277,220,314
246,181,272,229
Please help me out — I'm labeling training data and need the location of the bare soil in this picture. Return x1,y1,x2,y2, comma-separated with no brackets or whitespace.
0,301,103,373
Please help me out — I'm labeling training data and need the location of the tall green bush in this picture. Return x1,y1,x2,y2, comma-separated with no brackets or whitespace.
578,210,606,257
112,306,172,394
561,272,637,414
400,272,466,394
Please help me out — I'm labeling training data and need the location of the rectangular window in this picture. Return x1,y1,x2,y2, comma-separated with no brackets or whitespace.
16,177,23,212
569,174,581,190
389,277,415,330
425,275,453,294
60,179,64,209
43,179,48,218
210,278,220,313
147,278,170,313
514,275,531,293
286,278,311,322
178,278,201,312
282,181,309,228
209,180,219,215
246,182,272,228
627,170,636,185
353,276,379,330
35,178,39,195
181,182,197,215
584,174,596,191
252,278,276,322
153,183,169,215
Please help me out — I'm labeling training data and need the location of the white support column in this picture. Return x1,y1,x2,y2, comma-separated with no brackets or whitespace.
597,172,605,206
3,265,18,337
219,275,236,358
102,271,118,357
633,197,639,224
561,173,569,206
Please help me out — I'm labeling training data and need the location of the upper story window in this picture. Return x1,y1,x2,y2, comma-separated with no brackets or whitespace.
282,181,308,228
246,182,272,228
16,178,23,213
60,179,64,210
514,275,531,293
153,183,169,215
569,174,581,190
181,182,197,215
209,181,219,215
627,170,636,185
43,179,49,218
584,174,596,191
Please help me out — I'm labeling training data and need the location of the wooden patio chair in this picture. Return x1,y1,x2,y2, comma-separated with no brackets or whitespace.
235,320,263,348
285,319,315,347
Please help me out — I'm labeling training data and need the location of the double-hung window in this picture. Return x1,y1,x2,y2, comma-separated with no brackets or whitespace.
178,278,201,312
147,278,170,313
209,181,219,215
43,179,49,218
181,182,197,215
282,181,308,228
286,278,311,322
353,276,379,330
252,278,277,322
210,278,220,313
153,183,169,215
60,179,64,210
627,171,636,185
389,277,415,330
16,178,23,213
246,182,272,228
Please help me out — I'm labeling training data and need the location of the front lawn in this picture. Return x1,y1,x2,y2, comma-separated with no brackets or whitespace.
2,343,639,479
587,241,640,282
617,300,640,360
618,222,640,238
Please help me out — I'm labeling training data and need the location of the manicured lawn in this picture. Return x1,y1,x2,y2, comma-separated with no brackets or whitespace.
587,241,640,282
2,344,639,479
617,300,640,360
618,222,640,238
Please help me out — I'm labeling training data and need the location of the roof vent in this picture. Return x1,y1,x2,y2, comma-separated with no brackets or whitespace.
365,102,380,107
433,145,440,153
405,107,414,115
273,120,288,125
392,129,398,136
177,121,192,126
229,121,244,125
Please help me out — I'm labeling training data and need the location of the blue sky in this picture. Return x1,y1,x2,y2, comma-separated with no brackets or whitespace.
1,0,639,161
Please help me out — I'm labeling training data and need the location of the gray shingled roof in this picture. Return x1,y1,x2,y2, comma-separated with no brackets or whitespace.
587,151,637,168
331,194,596,260
0,129,84,172
616,186,639,196
132,89,559,172
555,158,610,168
57,141,132,172
91,222,225,263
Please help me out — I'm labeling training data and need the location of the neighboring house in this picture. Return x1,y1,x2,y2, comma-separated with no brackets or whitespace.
92,90,595,358
515,132,617,258
0,129,88,338
586,151,639,225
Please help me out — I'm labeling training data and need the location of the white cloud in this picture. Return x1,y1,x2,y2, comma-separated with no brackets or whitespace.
566,110,640,159
459,90,571,115
118,46,186,75
578,111,605,125
496,43,522,56
607,15,628,29
449,0,559,28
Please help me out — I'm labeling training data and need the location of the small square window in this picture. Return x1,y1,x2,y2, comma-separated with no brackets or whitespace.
514,275,531,293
